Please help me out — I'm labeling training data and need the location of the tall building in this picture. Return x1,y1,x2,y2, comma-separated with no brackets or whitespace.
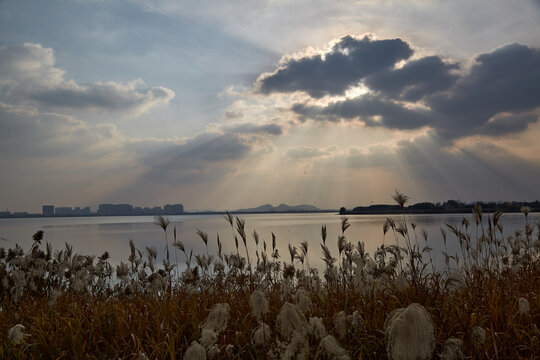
55,207,73,216
42,205,54,216
163,204,184,214
97,204,134,216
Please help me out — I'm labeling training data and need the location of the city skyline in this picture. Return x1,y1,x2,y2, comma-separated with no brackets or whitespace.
1,1,540,212
0,202,184,217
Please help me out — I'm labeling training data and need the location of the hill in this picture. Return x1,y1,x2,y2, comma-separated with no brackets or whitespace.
235,203,320,213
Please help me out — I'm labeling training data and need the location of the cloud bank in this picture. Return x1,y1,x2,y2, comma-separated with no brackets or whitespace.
254,35,540,140
257,35,413,98
0,43,175,114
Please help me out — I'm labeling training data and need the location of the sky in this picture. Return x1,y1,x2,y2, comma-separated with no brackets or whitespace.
1,0,540,212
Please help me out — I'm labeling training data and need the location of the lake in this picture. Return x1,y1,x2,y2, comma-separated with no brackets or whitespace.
0,212,536,271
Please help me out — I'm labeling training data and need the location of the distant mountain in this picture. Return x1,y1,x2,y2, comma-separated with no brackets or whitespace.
235,203,320,213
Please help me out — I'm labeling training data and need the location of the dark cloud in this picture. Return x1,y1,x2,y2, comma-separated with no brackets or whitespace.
479,113,538,137
427,43,540,138
257,35,413,98
293,94,432,130
288,41,540,139
132,132,252,184
27,83,174,111
364,56,459,101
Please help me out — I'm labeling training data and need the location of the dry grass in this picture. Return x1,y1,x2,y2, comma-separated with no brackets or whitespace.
0,195,538,359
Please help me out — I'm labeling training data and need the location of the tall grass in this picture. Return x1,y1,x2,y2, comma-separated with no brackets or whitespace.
0,193,538,359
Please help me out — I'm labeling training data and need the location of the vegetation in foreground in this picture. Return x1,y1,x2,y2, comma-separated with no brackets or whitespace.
0,192,538,359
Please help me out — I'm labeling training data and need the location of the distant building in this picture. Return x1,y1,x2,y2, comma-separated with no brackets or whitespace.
42,205,54,216
163,204,184,214
97,204,134,216
73,207,91,215
55,206,92,216
55,207,73,216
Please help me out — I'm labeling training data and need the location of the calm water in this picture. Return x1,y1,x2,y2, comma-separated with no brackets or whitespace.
0,212,537,270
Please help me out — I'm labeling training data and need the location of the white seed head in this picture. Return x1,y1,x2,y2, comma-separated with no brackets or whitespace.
471,326,486,347
280,279,292,301
207,345,220,360
200,329,218,349
319,335,350,360
347,310,364,332
8,324,29,345
135,352,149,360
384,303,435,360
184,341,207,360
282,331,306,360
440,338,464,360
224,344,234,358
373,274,389,294
48,290,62,307
250,290,269,320
252,322,272,346
308,317,327,340
295,288,313,315
201,303,230,335
276,302,308,339
518,297,530,315
334,311,347,339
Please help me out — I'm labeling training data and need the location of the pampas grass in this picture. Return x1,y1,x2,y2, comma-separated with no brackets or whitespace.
440,338,465,360
184,341,206,360
250,290,269,320
319,335,350,360
7,324,29,345
384,303,435,360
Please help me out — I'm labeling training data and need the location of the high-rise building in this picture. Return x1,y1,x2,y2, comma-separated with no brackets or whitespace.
42,205,54,216
55,207,73,216
97,204,134,216
163,204,184,214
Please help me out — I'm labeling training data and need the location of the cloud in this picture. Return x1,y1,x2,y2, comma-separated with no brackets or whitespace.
364,55,459,101
286,145,335,159
256,35,413,98
0,43,62,86
279,38,540,140
426,43,540,138
223,110,244,119
223,122,283,136
0,102,123,157
27,80,174,112
293,95,433,130
0,43,175,113
0,101,257,186
479,113,539,137
130,132,253,184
